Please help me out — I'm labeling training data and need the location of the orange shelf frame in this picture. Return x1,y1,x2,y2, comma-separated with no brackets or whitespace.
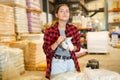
78,28,93,30
108,9,120,12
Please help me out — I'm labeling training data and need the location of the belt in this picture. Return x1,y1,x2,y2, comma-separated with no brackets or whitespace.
54,54,72,60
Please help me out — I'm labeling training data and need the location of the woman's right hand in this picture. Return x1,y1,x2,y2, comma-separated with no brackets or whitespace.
56,36,66,45
51,36,66,50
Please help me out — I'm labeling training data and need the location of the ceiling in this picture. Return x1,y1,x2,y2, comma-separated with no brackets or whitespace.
49,0,104,17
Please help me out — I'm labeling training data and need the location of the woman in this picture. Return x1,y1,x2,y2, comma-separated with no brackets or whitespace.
43,4,81,79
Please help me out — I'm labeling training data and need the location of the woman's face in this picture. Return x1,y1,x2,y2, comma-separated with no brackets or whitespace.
55,5,70,22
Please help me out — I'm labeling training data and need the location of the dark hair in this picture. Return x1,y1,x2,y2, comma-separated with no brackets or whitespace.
55,4,69,14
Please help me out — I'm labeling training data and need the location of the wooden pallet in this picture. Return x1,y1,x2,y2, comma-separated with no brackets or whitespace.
20,71,26,75
29,32,41,34
4,3,27,8
27,9,42,14
36,61,47,71
0,42,10,46
0,33,16,36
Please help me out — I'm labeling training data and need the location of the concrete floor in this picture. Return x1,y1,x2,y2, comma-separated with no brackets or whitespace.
14,46,120,80
78,46,120,73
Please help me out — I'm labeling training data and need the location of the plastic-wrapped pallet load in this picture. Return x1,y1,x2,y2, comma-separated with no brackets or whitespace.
0,0,29,34
9,40,29,64
0,46,24,80
0,4,16,43
26,0,41,33
20,34,46,70
14,6,28,34
0,4,15,35
0,52,6,80
25,40,46,70
27,12,41,33
0,52,21,80
10,35,46,71
84,68,120,80
26,0,41,11
87,31,110,53
9,48,25,74
20,34,44,40
0,0,26,7
0,46,25,75
0,35,16,43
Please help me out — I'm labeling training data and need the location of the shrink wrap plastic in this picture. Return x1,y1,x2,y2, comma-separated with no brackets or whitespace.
0,46,25,80
87,31,110,53
51,68,120,80
0,0,26,7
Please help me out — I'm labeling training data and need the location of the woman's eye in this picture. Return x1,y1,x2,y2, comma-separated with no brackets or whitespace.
60,10,64,13
59,10,69,13
66,10,69,13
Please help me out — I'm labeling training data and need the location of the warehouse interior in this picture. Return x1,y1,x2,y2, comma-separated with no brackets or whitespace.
0,0,120,80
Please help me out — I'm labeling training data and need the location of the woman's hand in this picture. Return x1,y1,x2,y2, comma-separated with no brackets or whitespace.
51,36,66,50
56,36,66,45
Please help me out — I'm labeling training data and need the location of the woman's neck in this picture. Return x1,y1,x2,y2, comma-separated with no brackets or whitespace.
58,21,67,30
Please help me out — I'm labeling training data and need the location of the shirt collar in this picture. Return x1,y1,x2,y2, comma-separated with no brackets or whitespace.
53,21,70,30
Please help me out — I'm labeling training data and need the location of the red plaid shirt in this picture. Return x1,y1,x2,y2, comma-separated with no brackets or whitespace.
43,22,81,79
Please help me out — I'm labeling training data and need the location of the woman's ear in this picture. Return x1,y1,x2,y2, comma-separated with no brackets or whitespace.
55,13,58,18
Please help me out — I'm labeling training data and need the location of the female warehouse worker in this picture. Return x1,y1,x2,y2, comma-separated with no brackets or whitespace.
43,4,81,79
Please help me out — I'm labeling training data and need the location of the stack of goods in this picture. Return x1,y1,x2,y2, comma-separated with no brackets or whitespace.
0,46,25,80
108,0,120,23
0,52,7,80
112,0,120,10
87,31,109,53
0,0,26,7
0,4,16,44
9,48,25,74
20,33,44,40
14,6,28,33
108,12,120,23
0,0,28,34
10,34,46,71
9,40,29,64
72,16,92,29
26,0,41,33
27,12,41,33
26,0,41,11
0,36,16,43
25,40,46,70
